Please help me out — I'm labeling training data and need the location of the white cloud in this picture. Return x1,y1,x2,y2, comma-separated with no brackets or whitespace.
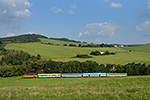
136,20,150,36
79,32,82,38
147,2,150,17
109,2,123,9
0,0,32,25
83,22,119,37
69,4,77,9
2,10,7,14
50,7,63,13
140,2,150,18
25,31,37,34
24,1,33,8
7,33,15,37
66,10,75,15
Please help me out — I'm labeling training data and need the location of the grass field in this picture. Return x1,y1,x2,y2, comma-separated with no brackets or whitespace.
5,43,150,64
0,76,150,100
122,44,150,53
40,38,87,46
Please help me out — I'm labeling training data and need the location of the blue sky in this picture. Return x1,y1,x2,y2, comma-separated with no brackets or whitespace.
0,0,150,44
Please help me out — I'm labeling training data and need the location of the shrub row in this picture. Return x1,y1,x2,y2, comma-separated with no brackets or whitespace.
76,54,92,58
0,60,150,77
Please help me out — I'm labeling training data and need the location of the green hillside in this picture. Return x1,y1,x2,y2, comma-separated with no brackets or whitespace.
1,34,48,43
40,38,114,47
5,42,150,64
122,44,150,53
40,38,86,46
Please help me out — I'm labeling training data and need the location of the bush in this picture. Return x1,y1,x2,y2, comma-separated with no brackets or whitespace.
0,65,27,77
63,44,67,46
90,51,100,56
76,54,92,58
110,52,116,55
69,44,77,47
105,51,110,55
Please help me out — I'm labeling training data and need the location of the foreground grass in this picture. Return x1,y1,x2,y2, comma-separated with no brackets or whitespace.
0,76,150,100
5,43,150,64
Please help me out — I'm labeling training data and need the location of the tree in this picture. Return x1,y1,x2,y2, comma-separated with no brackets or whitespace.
90,51,100,56
78,44,81,47
105,51,110,55
63,44,67,46
37,54,41,60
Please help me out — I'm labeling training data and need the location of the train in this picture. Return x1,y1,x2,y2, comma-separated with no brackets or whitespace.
22,73,127,78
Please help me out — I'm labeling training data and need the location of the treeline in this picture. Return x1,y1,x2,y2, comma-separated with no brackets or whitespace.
0,50,41,65
49,37,115,47
0,40,7,55
63,43,115,47
81,43,114,47
50,38,82,43
1,34,48,43
0,60,150,77
90,51,115,56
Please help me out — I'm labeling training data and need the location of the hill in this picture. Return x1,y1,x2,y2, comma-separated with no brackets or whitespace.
1,34,48,43
121,44,150,53
2,34,150,64
5,42,150,64
40,38,114,47
49,37,82,43
40,38,87,46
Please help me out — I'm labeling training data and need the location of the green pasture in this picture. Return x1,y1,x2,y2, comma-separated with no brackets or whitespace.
0,76,150,100
40,38,87,46
122,44,150,53
5,43,150,64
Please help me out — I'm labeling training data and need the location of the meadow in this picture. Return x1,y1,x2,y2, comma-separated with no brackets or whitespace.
40,38,87,46
0,76,150,100
5,42,150,65
122,44,150,53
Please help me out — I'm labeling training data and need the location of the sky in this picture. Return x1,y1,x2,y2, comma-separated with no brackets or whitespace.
0,0,150,44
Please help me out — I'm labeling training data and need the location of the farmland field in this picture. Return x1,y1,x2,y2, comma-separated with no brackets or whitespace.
122,44,150,53
0,76,150,100
40,38,87,46
5,43,150,64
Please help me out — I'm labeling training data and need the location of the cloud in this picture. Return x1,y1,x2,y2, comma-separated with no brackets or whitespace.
69,4,77,9
136,20,150,36
109,2,123,9
147,2,150,17
6,33,15,37
83,22,119,37
66,10,75,15
79,32,82,38
25,31,37,34
50,7,63,13
0,0,32,26
139,2,150,18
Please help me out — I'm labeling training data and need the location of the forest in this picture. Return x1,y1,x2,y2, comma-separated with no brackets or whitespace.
1,34,48,43
0,59,150,77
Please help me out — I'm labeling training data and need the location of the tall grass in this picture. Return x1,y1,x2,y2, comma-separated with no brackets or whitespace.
0,76,150,100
